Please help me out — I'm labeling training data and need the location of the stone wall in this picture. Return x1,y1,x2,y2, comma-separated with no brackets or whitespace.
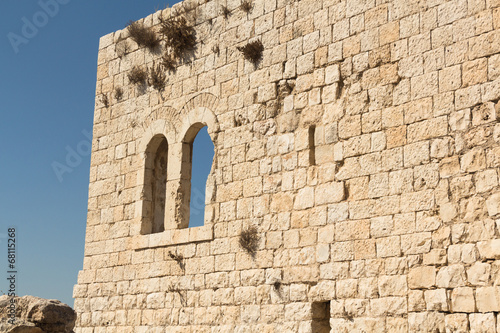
74,0,500,331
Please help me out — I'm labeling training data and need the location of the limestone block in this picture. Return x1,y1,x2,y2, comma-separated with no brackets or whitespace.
367,172,389,198
460,148,486,173
308,280,335,302
400,190,435,213
440,202,458,222
338,115,362,139
461,244,479,264
469,313,496,332
445,314,469,333
456,85,482,110
407,116,448,143
378,275,407,297
357,277,378,299
316,243,329,262
335,220,370,241
486,193,500,216
450,175,475,199
423,249,447,265
439,156,460,178
472,102,497,126
319,262,349,280
401,232,432,255
430,137,454,159
416,210,441,231
477,239,500,259
293,187,314,210
325,64,340,84
408,290,426,311
439,64,462,93
436,265,466,288
475,169,499,193
424,289,448,311
475,287,500,312
411,72,438,100
328,202,349,222
408,266,436,289
370,297,406,316
408,312,445,333
370,215,393,238
344,299,370,319
344,135,371,158
376,236,401,258
314,182,345,205
404,141,430,167
331,241,354,261
462,58,487,87
336,279,358,299
467,262,491,286
451,287,475,313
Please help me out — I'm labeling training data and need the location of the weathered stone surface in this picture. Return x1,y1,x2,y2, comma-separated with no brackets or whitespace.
476,287,500,312
436,265,466,288
451,287,475,313
0,296,75,333
75,0,500,330
0,319,43,333
477,239,500,259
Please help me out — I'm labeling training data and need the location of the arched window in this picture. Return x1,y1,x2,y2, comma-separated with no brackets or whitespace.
142,135,168,234
178,125,214,228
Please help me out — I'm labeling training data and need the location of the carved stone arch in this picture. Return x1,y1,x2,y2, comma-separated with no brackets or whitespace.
141,105,180,139
138,119,177,154
135,118,178,235
172,100,219,229
178,106,220,142
179,93,220,126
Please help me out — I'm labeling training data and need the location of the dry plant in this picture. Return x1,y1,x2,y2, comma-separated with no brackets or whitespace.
116,40,130,58
114,87,123,101
212,44,220,56
241,0,253,13
149,63,167,91
221,5,231,19
239,226,259,256
127,20,160,50
161,53,177,72
159,15,197,60
237,40,264,64
101,94,109,108
128,66,147,85
168,251,185,270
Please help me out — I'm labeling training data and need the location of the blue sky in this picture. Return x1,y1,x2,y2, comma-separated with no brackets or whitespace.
0,0,217,307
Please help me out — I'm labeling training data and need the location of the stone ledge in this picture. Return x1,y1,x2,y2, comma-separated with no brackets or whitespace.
129,225,213,250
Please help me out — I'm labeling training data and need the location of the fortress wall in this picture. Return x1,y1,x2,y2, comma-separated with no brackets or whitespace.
74,0,500,331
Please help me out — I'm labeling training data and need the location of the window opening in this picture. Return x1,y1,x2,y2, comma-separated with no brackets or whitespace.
312,301,331,333
309,125,316,165
180,126,214,228
142,135,168,234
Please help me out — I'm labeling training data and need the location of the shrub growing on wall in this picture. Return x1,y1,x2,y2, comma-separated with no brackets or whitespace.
127,20,160,50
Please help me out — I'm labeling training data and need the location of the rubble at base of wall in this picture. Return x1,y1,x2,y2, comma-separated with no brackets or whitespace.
0,295,76,333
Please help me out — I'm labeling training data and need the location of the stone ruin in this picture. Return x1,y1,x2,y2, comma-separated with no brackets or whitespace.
74,0,500,331
0,295,76,333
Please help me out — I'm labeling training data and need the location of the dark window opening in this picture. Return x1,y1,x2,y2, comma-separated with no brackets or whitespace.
142,135,168,234
312,301,331,333
309,126,316,165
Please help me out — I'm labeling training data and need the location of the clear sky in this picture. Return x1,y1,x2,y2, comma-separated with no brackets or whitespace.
0,0,218,307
